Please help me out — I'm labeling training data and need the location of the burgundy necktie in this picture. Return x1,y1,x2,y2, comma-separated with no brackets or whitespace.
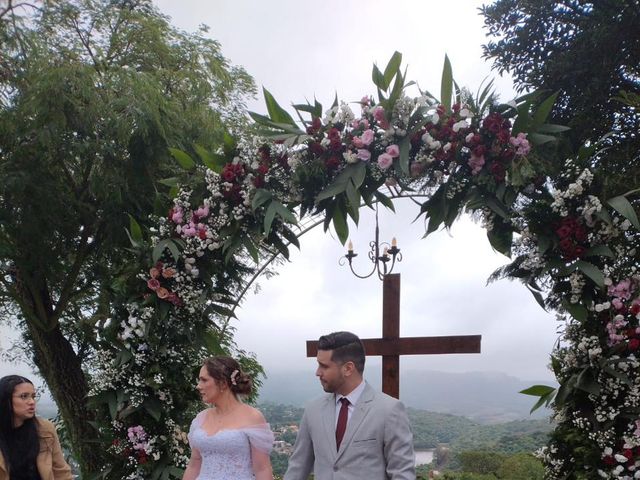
335,397,350,450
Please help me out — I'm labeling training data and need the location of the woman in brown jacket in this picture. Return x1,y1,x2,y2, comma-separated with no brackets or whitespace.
0,375,72,480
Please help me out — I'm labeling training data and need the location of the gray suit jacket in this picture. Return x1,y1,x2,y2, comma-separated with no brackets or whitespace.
284,383,415,480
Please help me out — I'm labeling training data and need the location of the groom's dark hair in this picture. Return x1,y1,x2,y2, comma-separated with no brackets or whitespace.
318,331,365,374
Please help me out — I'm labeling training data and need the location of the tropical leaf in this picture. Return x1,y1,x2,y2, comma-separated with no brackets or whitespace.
262,87,297,126
440,54,453,113
608,195,640,230
575,260,605,288
383,51,402,90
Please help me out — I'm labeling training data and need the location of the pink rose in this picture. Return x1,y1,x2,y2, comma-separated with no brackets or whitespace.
162,268,176,279
147,278,161,291
386,144,400,158
352,136,364,148
468,154,485,175
373,107,389,129
156,287,169,299
377,153,393,170
356,149,371,161
149,267,160,279
361,129,375,146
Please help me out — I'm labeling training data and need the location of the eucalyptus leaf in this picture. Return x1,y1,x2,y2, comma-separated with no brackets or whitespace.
575,260,605,288
607,195,640,230
332,202,349,245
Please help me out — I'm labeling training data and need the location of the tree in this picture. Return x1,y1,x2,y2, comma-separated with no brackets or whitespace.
496,453,544,480
456,451,505,476
0,0,254,473
481,0,640,189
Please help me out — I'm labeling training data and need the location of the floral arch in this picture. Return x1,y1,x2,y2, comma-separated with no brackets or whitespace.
91,53,640,479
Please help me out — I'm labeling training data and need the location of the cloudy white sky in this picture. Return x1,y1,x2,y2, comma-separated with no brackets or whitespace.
0,1,559,395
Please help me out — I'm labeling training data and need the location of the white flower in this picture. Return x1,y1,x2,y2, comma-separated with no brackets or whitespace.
452,120,468,132
431,113,440,124
459,107,473,118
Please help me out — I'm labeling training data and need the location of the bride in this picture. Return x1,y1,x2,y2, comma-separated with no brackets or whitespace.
182,356,274,480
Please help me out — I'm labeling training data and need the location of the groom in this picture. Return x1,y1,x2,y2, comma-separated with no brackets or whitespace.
284,331,415,480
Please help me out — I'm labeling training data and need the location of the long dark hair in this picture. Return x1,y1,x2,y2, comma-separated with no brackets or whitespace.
0,375,40,473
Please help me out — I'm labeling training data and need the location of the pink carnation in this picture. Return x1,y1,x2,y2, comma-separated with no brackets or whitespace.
377,153,393,170
386,144,400,158
194,205,209,218
171,207,184,224
510,132,531,156
468,154,485,175
609,278,633,300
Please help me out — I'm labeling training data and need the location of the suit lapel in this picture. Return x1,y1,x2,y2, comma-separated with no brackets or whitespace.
321,394,338,454
335,383,375,461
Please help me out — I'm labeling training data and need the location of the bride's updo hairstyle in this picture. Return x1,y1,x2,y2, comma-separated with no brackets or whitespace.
203,356,252,396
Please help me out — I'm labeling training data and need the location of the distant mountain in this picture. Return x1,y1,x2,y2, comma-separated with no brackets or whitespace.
257,369,556,424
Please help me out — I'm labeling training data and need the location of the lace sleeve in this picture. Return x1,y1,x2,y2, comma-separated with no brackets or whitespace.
242,423,274,454
187,409,209,446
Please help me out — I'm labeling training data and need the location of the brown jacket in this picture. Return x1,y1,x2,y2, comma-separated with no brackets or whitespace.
0,418,73,480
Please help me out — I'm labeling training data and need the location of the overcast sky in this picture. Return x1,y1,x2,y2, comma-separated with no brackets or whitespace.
0,1,559,395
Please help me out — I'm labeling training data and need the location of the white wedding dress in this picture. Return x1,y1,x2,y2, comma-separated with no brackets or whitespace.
188,409,274,480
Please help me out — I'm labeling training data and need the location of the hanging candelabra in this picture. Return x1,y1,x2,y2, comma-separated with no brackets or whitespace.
339,204,402,280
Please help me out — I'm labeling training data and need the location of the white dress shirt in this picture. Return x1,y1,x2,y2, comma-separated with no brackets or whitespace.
334,380,366,426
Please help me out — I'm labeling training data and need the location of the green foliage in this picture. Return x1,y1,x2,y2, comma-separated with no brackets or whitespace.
497,453,544,480
0,0,255,474
457,451,506,475
481,0,640,191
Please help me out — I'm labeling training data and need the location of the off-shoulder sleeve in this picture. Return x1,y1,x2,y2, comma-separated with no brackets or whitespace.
187,409,209,445
242,423,274,454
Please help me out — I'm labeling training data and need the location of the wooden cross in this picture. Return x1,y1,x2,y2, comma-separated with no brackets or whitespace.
306,273,481,399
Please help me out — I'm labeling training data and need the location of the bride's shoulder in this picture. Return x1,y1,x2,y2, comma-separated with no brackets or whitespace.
239,404,267,425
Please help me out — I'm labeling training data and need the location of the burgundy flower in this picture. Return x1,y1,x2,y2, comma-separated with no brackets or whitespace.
325,155,341,170
308,142,325,156
629,339,640,351
306,117,322,135
253,176,265,188
489,162,506,182
573,245,586,258
603,455,616,466
258,145,271,162
147,278,161,291
556,225,572,239
473,145,487,157
222,165,236,182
